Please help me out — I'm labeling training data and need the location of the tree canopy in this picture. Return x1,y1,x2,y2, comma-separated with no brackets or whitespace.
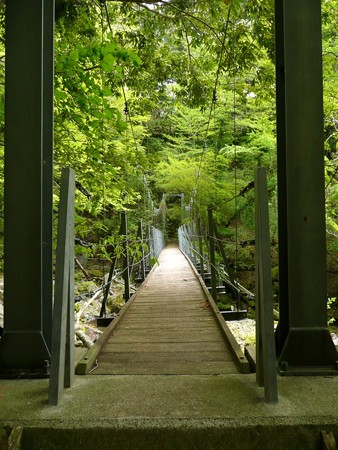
0,0,337,274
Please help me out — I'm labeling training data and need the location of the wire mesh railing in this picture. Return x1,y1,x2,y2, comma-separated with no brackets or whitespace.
150,225,165,261
97,212,165,323
178,209,254,321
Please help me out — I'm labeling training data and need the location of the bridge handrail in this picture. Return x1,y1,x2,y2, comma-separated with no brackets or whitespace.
99,213,165,318
178,212,254,314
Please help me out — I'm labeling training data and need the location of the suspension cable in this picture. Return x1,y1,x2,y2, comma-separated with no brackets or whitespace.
194,3,232,209
101,1,159,222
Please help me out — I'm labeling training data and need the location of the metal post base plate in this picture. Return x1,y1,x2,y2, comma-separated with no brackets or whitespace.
220,310,247,321
278,328,338,376
96,316,114,327
0,331,50,378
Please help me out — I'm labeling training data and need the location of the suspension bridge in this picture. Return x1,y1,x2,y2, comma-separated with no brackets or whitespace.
76,244,249,376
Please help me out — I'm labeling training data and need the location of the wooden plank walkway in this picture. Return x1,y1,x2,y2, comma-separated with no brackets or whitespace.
89,245,241,375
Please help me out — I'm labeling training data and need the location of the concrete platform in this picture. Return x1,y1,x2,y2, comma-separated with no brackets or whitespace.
0,372,337,449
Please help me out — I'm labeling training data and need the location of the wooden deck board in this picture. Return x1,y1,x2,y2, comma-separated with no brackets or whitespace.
102,341,229,353
93,245,240,375
92,361,238,375
109,332,225,343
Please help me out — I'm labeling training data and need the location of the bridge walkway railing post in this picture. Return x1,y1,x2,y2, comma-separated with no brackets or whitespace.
255,167,278,403
48,167,75,406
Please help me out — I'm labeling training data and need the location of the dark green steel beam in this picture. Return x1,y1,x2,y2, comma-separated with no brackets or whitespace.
274,0,289,356
277,0,337,374
43,0,55,353
0,0,54,375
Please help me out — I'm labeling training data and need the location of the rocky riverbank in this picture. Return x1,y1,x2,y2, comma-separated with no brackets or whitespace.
226,317,338,352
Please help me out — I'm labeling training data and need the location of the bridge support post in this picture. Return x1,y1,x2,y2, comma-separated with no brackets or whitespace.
197,218,205,280
138,220,146,282
275,0,338,374
274,0,289,356
121,212,131,301
208,208,217,302
0,0,54,375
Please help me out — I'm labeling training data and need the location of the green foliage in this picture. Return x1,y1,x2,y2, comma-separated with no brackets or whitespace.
327,297,337,326
0,0,336,288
